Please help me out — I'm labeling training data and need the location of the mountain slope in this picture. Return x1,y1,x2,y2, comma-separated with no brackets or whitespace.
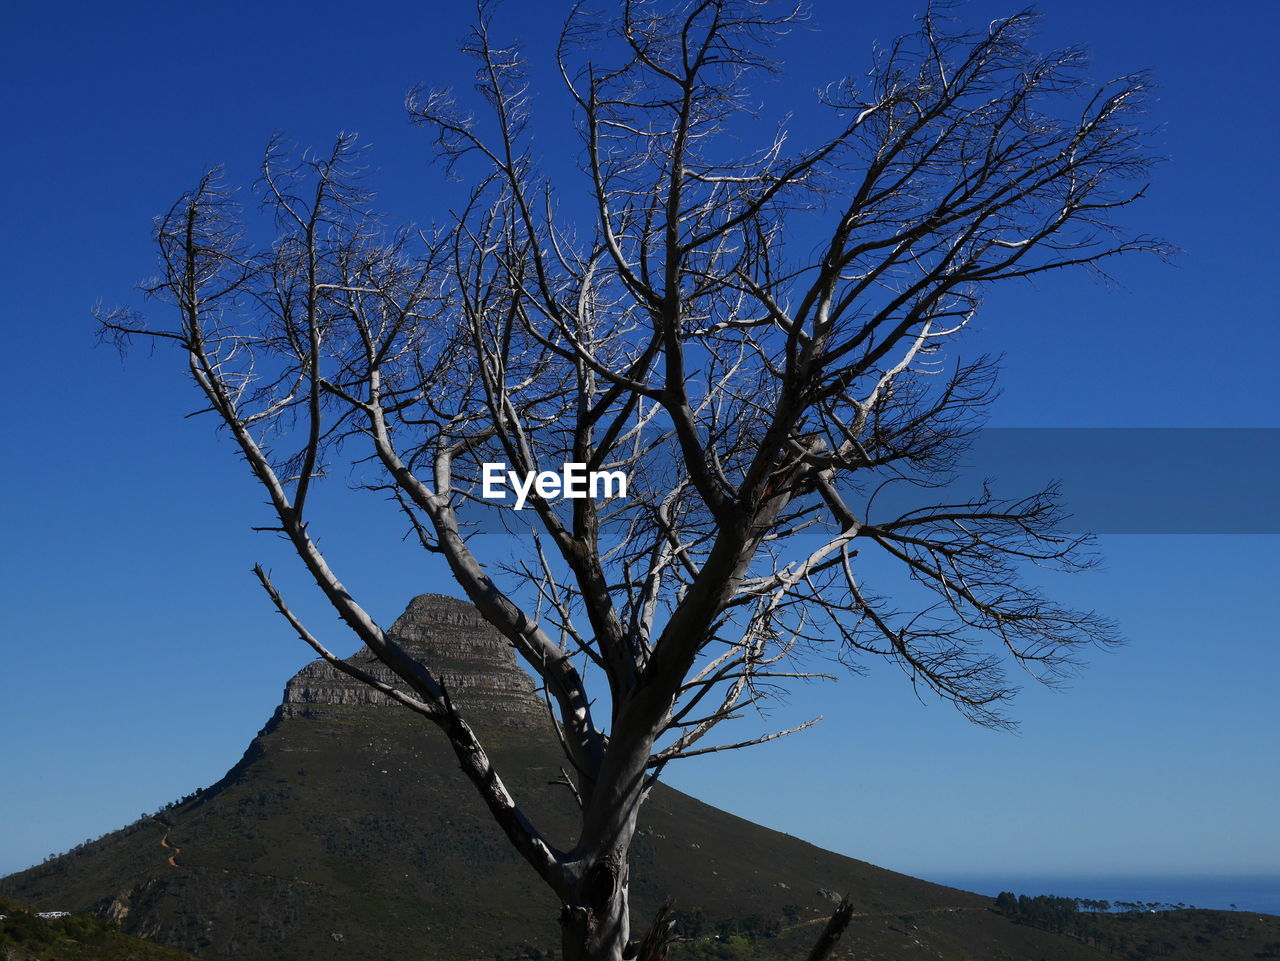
1,594,1245,961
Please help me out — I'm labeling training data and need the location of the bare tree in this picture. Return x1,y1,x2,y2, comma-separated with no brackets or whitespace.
100,3,1168,959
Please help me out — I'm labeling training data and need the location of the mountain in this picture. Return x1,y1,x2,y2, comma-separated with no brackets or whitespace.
4,595,1276,961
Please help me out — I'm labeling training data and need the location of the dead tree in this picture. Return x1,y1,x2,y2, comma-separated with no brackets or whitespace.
100,3,1169,959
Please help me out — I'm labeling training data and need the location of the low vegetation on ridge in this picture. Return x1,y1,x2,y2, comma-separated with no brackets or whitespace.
0,894,198,961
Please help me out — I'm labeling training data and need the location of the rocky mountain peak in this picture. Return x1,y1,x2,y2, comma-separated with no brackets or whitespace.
282,594,545,727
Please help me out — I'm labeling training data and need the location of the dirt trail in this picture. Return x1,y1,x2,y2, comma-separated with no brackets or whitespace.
149,817,312,885
792,903,988,928
158,830,181,868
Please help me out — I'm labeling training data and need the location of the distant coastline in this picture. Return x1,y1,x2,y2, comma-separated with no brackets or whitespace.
932,874,1280,916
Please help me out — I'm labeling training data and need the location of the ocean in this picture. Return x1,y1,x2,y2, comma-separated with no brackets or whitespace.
929,875,1280,916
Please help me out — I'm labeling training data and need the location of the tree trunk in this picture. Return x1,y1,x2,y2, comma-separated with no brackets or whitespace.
559,851,631,961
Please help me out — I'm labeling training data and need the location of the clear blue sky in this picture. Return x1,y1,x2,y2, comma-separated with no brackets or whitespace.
1,0,1277,891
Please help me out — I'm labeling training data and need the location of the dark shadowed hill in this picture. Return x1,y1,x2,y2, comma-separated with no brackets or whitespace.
5,595,1273,961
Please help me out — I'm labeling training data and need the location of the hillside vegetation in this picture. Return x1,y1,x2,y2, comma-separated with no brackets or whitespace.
0,894,198,961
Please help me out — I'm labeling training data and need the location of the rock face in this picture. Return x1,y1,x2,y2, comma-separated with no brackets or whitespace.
282,594,545,727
